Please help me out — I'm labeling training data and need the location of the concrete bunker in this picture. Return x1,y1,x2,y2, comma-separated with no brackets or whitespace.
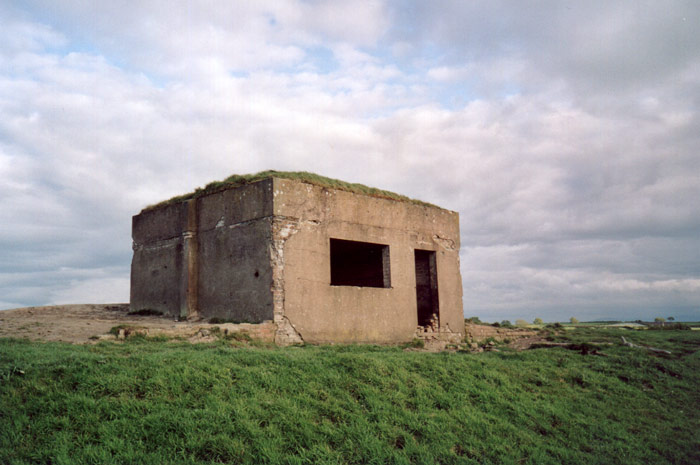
130,171,463,345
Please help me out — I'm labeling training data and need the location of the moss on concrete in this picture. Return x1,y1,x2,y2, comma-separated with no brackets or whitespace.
142,170,436,212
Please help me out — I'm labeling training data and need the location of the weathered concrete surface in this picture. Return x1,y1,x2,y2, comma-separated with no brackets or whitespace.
273,178,463,344
197,218,273,322
196,179,274,230
131,202,190,317
196,183,274,322
131,181,275,321
198,179,272,323
131,176,464,344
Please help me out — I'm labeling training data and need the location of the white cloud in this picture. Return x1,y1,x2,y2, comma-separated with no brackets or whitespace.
49,274,130,305
294,0,388,46
0,1,698,323
0,5,66,55
12,0,389,80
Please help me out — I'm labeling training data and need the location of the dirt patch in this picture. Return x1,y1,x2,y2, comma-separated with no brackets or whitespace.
2,305,546,351
508,336,552,350
0,304,275,344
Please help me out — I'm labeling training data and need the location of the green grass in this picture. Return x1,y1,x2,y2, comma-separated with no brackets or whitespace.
144,170,437,212
1,328,699,464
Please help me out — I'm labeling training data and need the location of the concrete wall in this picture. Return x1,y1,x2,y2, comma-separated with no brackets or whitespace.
195,180,274,321
130,201,190,317
272,178,463,344
130,180,275,321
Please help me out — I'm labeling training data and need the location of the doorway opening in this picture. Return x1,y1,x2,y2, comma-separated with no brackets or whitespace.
414,249,438,327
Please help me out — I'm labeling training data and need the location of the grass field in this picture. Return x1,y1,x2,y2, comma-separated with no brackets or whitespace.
1,328,699,464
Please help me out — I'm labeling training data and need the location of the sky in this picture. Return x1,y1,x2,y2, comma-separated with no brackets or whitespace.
1,1,698,322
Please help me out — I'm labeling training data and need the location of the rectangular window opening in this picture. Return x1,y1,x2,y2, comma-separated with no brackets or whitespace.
330,238,391,288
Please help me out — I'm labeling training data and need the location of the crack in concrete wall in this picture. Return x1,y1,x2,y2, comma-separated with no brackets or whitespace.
432,234,456,251
132,236,180,252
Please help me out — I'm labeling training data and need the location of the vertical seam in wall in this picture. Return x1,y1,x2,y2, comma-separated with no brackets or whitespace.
182,199,199,319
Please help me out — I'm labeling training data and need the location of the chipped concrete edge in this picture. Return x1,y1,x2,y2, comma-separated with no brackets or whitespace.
269,216,304,345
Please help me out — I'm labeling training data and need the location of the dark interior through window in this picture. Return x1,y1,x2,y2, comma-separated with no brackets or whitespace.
330,238,391,288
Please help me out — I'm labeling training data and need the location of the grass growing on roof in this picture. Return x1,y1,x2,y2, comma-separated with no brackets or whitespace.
143,170,437,212
1,328,700,464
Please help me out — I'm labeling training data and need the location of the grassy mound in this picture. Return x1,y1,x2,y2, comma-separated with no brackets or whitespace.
1,328,699,464
144,170,436,212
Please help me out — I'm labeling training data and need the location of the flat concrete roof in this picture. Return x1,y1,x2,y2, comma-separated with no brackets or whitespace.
142,170,444,213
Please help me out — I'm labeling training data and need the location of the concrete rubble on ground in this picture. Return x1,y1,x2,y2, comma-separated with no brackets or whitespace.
414,313,462,350
465,323,537,343
109,321,277,343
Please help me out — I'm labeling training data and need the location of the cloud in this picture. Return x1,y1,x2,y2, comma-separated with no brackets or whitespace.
48,272,130,306
390,1,700,101
0,1,698,323
13,0,389,80
370,88,699,321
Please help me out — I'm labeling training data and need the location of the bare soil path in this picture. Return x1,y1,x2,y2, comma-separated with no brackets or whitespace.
0,304,220,343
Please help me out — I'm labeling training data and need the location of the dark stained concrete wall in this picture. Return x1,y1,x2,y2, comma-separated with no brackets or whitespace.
196,218,273,321
195,180,274,321
130,239,185,317
132,199,190,244
130,180,275,320
130,202,190,317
